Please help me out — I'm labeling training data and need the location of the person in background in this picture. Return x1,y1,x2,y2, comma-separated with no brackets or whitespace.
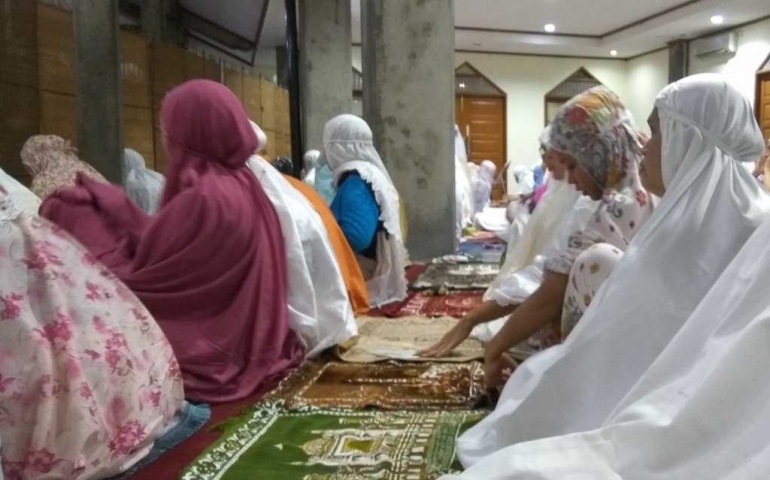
284,173,371,315
447,75,770,477
753,137,770,189
273,156,294,175
247,121,357,357
472,160,497,214
0,181,184,480
512,165,536,196
21,134,106,199
123,148,165,214
40,80,305,403
302,149,321,187
324,114,408,306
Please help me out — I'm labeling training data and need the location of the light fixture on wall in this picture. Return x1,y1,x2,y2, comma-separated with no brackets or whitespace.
544,23,556,33
610,50,618,56
710,15,724,25
459,82,466,89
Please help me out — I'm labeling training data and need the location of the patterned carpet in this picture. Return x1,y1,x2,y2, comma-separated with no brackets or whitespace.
182,400,485,480
271,360,487,410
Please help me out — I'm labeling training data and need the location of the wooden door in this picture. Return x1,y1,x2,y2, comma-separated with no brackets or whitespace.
456,95,506,199
758,72,770,141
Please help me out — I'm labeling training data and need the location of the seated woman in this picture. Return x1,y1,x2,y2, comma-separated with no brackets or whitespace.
472,160,497,214
0,182,184,479
123,148,165,214
40,80,305,403
21,134,106,199
424,87,650,360
246,121,357,357
302,149,321,187
447,74,770,474
324,114,408,306
283,173,371,315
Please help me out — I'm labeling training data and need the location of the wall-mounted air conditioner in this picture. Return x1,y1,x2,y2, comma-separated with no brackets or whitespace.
692,32,737,58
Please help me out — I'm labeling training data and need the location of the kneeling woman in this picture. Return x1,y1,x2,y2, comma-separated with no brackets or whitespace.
324,114,408,306
426,87,653,373
41,80,305,403
0,183,183,479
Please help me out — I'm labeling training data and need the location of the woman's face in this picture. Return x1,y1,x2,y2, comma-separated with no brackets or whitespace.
641,108,665,196
542,148,566,180
553,150,603,200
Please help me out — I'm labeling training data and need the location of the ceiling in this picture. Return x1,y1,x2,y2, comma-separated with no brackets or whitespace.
256,0,770,60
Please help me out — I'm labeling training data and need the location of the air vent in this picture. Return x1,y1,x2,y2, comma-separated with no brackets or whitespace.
693,32,737,58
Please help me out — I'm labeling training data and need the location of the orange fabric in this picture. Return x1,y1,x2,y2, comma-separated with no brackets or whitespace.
285,176,371,314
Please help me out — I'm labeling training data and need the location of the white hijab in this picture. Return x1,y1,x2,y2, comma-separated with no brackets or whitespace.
247,121,357,357
455,125,474,237
323,114,407,307
0,168,40,216
512,165,535,195
451,74,770,473
443,186,770,480
122,149,164,214
473,160,496,214
302,149,320,187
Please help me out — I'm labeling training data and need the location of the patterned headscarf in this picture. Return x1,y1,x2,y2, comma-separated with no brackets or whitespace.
544,86,653,276
549,86,645,194
21,135,106,199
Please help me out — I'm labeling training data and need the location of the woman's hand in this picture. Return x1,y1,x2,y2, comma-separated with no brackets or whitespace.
484,351,517,390
419,318,474,358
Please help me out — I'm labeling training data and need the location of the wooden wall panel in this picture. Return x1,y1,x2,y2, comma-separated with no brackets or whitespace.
121,31,151,109
0,1,37,89
263,129,277,159
0,84,37,182
151,42,185,107
37,4,74,95
122,106,155,168
224,67,243,101
39,91,76,142
259,78,275,132
243,74,262,124
183,51,220,82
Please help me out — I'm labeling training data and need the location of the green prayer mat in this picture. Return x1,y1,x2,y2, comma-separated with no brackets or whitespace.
182,400,485,480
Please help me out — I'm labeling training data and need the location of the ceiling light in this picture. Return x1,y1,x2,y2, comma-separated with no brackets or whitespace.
459,83,466,89
544,23,556,33
710,15,724,25
610,50,618,56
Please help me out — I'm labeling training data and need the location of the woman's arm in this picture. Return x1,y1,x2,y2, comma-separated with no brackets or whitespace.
484,271,568,387
419,300,519,358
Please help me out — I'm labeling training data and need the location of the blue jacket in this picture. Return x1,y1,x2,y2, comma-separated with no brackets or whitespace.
331,172,381,257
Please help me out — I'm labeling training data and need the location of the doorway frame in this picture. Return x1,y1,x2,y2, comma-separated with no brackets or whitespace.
755,51,770,128
455,61,508,169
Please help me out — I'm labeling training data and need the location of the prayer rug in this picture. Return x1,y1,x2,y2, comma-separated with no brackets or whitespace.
397,291,485,318
271,361,486,410
337,316,484,363
412,263,500,291
182,400,485,480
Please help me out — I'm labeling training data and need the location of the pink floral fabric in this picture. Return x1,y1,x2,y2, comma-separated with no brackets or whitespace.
0,188,184,479
21,135,107,200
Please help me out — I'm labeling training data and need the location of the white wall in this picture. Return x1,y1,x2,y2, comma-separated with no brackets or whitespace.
626,49,670,135
689,18,770,107
353,46,636,188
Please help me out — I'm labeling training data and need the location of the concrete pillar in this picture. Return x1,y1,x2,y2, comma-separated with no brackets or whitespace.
362,0,455,260
668,40,689,83
73,0,123,183
298,0,352,151
276,46,289,88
